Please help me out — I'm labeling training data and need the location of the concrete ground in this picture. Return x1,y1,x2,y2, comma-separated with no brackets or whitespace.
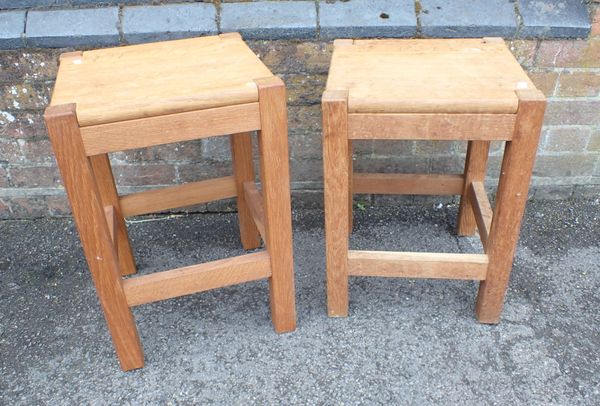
0,198,599,404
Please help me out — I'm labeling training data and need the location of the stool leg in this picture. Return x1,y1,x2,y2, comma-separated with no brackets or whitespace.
322,90,350,317
255,77,296,333
457,141,490,236
476,90,546,323
89,154,137,276
348,140,354,235
230,132,261,250
45,104,144,371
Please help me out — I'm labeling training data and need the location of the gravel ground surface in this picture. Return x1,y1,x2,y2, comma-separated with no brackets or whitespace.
1,198,599,404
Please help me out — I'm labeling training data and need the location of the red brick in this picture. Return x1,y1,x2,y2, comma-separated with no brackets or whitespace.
0,82,53,111
289,157,323,182
0,167,9,187
533,154,597,177
288,105,320,134
248,41,331,74
9,196,50,218
556,71,600,97
372,140,415,157
19,139,55,164
537,39,600,68
283,73,326,106
176,162,232,183
508,40,538,68
112,164,177,186
0,112,47,140
0,50,60,83
588,130,600,152
414,141,466,156
111,141,204,164
46,194,70,216
355,156,431,173
0,139,22,164
202,136,232,161
527,70,558,96
591,6,600,38
545,101,600,125
542,127,590,152
0,198,9,219
10,166,62,187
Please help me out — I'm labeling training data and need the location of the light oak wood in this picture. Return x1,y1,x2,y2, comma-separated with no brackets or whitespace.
90,154,137,276
469,181,493,250
322,89,350,317
51,35,273,126
353,173,464,195
476,89,546,323
348,140,354,234
243,181,266,242
80,103,260,155
123,252,271,307
119,176,237,217
348,250,488,280
231,132,261,250
327,38,535,114
104,205,117,255
323,39,544,323
44,104,143,371
256,77,296,333
457,141,491,236
347,113,516,141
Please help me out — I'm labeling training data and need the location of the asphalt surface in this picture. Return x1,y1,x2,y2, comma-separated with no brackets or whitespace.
1,198,599,404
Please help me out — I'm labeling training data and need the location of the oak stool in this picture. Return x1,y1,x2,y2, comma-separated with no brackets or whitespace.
44,34,296,371
322,38,546,323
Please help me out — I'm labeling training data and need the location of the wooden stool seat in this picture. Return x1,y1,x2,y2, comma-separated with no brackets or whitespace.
327,38,535,114
45,33,296,371
323,38,546,324
51,34,272,126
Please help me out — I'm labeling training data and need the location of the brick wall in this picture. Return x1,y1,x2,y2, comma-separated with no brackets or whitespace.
0,6,598,218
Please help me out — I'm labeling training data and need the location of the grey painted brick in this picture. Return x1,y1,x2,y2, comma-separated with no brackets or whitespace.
519,0,591,39
221,1,317,40
123,3,217,44
26,8,120,48
0,11,25,49
0,0,65,9
319,0,416,39
420,0,517,38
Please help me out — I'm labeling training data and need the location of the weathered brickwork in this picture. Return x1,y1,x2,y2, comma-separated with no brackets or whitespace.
0,6,599,218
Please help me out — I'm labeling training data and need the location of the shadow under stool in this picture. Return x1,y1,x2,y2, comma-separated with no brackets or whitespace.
322,38,546,323
44,33,296,371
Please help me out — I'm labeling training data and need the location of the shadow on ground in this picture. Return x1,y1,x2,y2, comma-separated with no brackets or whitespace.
1,198,599,404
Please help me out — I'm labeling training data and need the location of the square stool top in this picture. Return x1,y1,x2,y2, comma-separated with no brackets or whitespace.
50,33,273,127
326,38,536,115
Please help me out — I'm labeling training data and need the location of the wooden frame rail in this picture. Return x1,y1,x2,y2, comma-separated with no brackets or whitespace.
348,250,488,280
104,205,118,255
119,176,237,217
122,251,271,306
80,102,261,155
348,113,516,141
242,181,266,241
469,181,494,250
353,173,464,195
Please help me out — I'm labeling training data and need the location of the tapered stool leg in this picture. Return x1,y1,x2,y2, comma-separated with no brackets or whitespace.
348,140,354,235
45,104,144,371
476,89,546,323
89,154,137,276
457,141,490,236
230,132,261,250
255,77,296,333
322,90,350,317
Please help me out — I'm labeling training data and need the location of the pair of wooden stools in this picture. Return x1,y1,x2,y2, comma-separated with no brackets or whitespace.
45,33,545,370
